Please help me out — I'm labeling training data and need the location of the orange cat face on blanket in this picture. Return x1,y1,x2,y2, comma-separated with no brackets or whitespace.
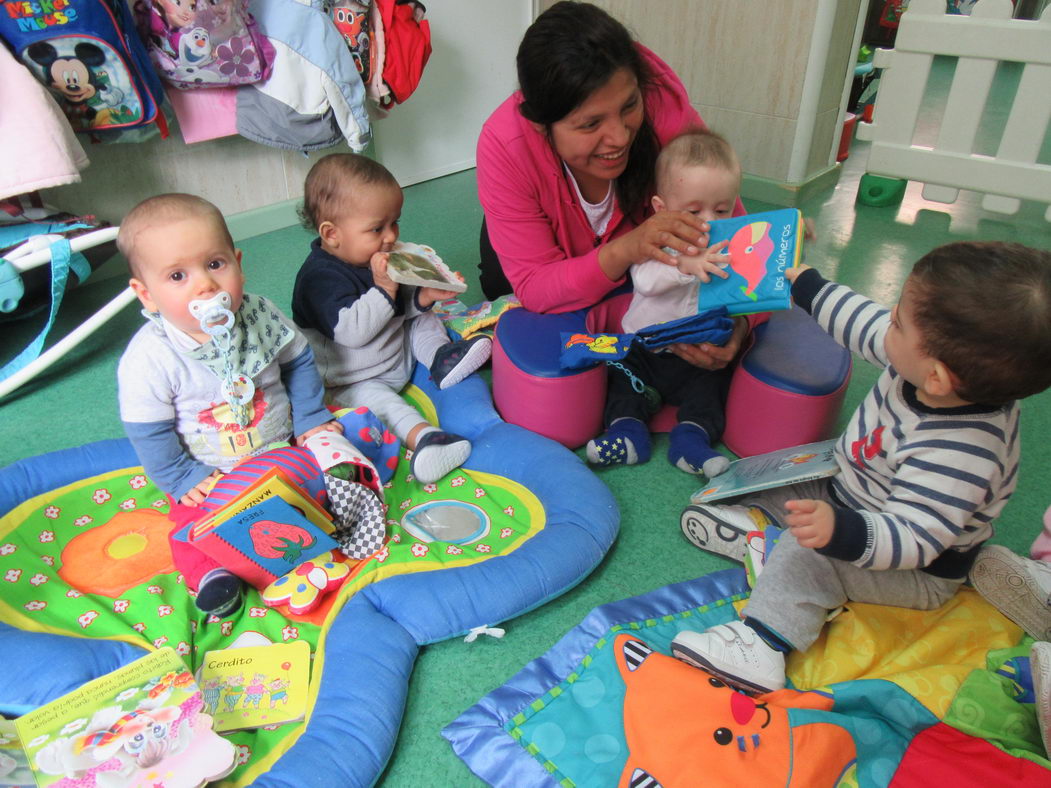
612,633,856,787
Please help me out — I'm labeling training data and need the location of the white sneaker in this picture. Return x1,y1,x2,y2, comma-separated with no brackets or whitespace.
671,620,785,694
680,504,772,563
970,545,1051,641
1032,641,1051,760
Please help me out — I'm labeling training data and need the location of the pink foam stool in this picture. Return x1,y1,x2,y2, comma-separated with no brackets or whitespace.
723,307,851,457
493,299,850,455
493,293,679,448
492,296,622,449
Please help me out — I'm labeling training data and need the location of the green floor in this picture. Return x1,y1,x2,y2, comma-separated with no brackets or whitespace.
3,58,1051,786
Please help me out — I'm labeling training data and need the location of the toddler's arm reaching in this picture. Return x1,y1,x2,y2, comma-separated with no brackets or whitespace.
785,263,809,283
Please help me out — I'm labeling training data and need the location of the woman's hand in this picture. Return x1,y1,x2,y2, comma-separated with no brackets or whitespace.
667,315,748,370
600,210,708,280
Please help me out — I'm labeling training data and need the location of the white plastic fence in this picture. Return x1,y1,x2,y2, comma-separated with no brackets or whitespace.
856,0,1051,221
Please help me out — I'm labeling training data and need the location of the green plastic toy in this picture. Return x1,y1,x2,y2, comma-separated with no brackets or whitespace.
856,173,908,207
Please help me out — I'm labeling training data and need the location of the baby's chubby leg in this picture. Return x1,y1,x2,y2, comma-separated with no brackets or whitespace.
406,422,471,484
332,378,470,484
409,310,491,390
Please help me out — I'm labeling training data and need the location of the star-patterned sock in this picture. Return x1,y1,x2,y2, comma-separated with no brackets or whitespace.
585,418,651,467
669,421,729,477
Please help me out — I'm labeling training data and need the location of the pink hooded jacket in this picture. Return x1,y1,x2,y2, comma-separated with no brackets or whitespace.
477,46,720,314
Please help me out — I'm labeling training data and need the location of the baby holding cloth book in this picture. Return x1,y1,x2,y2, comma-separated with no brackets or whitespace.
292,153,492,486
586,129,752,478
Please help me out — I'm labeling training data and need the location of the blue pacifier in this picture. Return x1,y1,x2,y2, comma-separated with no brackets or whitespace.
189,291,255,422
188,291,235,336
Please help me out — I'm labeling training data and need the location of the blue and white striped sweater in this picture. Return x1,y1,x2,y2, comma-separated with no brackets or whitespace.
796,272,1018,577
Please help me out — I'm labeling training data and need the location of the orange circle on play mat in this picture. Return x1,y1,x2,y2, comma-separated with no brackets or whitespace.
59,508,176,597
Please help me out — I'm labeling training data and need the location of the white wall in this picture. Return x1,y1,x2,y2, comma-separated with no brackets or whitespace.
554,0,865,197
374,0,533,186
37,0,530,227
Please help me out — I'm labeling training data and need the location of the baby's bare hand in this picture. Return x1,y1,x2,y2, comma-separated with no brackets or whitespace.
784,498,834,549
677,240,731,282
370,252,398,297
180,471,222,507
418,286,458,307
296,420,343,445
784,263,811,284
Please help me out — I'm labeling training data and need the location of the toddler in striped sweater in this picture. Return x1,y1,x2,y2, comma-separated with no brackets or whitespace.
670,240,1051,694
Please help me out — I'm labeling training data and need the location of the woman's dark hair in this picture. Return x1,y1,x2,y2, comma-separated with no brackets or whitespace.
516,1,659,218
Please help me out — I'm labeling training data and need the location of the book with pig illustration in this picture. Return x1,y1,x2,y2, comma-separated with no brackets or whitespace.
189,496,339,590
11,647,234,788
697,208,803,316
198,641,310,733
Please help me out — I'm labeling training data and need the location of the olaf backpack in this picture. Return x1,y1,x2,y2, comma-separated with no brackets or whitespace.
132,0,274,90
0,0,169,140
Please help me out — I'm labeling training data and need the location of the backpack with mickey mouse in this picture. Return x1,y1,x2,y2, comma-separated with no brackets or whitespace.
132,0,274,89
0,0,168,141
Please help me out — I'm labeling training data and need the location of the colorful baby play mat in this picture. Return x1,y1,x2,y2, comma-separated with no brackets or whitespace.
0,369,619,787
445,568,1050,787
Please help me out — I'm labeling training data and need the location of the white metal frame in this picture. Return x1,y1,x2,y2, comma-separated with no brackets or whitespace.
0,226,136,401
856,0,1051,221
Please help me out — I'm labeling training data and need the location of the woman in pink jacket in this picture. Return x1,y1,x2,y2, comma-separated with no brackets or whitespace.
476,1,748,371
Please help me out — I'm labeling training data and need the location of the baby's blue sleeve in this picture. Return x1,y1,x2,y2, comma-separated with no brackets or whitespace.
280,345,333,436
123,419,215,500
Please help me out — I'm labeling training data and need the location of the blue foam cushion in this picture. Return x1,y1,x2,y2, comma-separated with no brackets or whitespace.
495,307,590,378
741,307,852,396
0,366,619,787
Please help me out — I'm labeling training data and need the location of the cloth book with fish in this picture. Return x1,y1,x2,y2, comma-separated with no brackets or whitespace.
189,496,338,590
697,208,803,316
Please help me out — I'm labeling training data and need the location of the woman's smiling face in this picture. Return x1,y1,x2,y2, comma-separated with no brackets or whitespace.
546,67,644,201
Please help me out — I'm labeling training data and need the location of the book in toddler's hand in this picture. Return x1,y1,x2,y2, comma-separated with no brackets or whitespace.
697,208,804,316
198,641,310,733
190,496,339,591
385,241,467,293
11,647,234,788
690,439,839,504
